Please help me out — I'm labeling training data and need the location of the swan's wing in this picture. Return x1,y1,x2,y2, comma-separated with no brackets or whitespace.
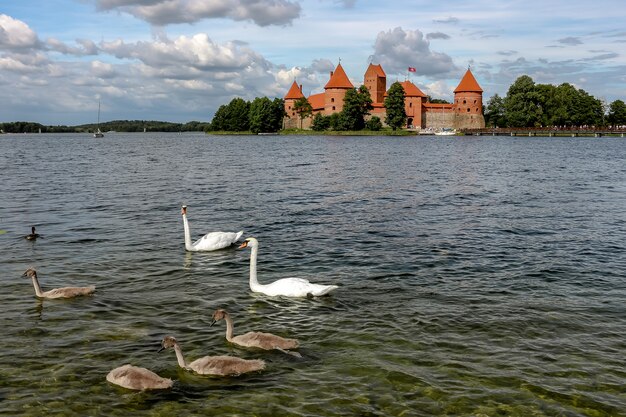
234,332,298,350
43,286,95,299
190,355,264,375
107,364,172,390
262,278,337,297
192,231,242,251
309,284,339,296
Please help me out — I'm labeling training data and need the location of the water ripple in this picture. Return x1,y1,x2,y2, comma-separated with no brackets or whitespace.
1,133,625,416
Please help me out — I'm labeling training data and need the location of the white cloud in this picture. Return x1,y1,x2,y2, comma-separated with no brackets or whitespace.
100,33,267,72
91,60,117,78
370,27,457,76
423,80,453,100
0,14,40,50
94,0,301,26
46,38,99,56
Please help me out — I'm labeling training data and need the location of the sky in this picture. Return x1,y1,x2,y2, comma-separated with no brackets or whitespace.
1,0,625,125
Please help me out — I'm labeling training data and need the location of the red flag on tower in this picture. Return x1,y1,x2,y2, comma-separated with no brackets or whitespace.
408,67,416,72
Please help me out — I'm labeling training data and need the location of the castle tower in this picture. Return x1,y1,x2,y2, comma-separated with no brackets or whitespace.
324,63,353,115
398,80,427,128
283,80,306,129
364,63,386,105
453,68,485,129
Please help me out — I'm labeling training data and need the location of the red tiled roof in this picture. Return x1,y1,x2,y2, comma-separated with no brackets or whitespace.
284,81,305,99
423,102,454,110
308,93,325,110
399,80,426,97
365,63,386,78
324,63,354,89
454,68,483,93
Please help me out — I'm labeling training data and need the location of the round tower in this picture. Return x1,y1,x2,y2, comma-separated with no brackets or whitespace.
324,63,353,115
284,80,305,129
453,68,485,129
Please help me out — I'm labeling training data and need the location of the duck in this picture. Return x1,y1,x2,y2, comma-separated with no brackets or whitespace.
25,226,41,240
181,205,243,251
210,309,300,356
158,336,265,376
239,237,339,297
22,267,95,299
106,364,173,390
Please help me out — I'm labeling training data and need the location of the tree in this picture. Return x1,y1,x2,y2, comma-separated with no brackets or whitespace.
365,116,382,131
484,94,505,127
293,97,312,129
384,82,407,130
328,113,342,131
575,88,603,126
311,113,330,131
208,104,227,131
224,98,250,131
249,97,276,134
608,99,626,127
504,75,542,127
271,98,286,131
340,85,373,131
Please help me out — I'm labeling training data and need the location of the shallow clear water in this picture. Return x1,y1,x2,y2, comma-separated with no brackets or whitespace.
0,133,625,416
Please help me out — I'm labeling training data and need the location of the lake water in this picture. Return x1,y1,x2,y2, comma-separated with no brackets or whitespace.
0,132,625,416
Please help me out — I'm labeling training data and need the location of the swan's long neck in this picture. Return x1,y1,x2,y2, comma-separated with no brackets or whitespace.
30,274,45,297
224,313,235,342
173,343,188,369
249,244,263,292
182,214,193,251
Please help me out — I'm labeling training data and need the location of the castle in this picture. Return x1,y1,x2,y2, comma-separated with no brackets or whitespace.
284,63,485,131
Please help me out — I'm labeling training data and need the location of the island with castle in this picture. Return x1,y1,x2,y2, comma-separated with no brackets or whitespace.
283,63,486,131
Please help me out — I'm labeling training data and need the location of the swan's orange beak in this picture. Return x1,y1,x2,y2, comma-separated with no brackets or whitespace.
181,206,187,215
238,241,249,249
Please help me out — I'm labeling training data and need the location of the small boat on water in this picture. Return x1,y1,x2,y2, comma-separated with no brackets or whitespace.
93,101,104,138
435,128,456,136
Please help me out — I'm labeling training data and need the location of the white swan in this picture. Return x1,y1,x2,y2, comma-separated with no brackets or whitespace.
181,205,243,251
22,268,95,299
210,309,300,355
239,237,339,297
159,336,265,376
106,364,173,390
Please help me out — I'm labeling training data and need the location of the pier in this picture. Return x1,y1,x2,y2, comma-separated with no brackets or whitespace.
461,127,626,137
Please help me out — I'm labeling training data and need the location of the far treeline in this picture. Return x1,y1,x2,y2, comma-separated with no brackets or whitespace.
485,75,626,128
0,120,210,134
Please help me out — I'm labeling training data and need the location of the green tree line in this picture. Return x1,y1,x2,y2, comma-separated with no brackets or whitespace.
0,120,210,134
484,75,626,128
207,97,285,133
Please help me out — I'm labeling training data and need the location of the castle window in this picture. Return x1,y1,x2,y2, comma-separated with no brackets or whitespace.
463,100,467,105
467,108,470,112
331,98,335,103
292,112,295,116
332,106,336,110
474,100,477,104
409,102,412,108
